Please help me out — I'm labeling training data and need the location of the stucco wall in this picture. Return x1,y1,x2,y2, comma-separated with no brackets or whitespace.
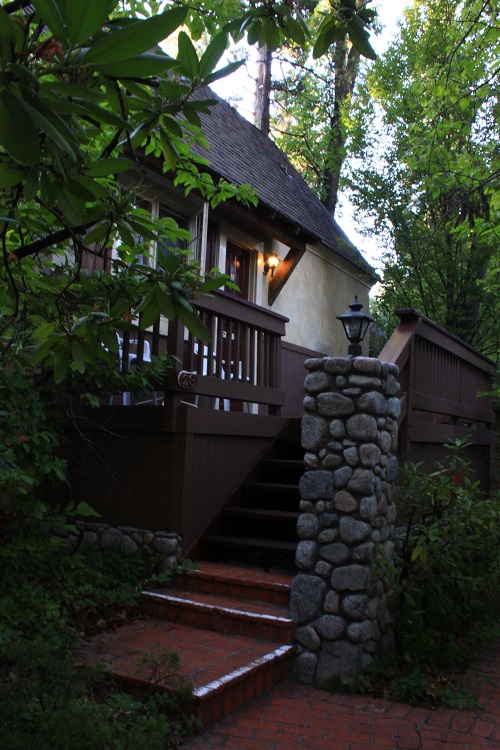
269,243,374,357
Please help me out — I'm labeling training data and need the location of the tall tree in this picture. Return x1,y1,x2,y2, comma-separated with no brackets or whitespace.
345,0,500,358
254,42,273,134
270,0,376,213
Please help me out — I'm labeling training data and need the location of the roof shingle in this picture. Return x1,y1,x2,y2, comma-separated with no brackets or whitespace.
193,88,375,279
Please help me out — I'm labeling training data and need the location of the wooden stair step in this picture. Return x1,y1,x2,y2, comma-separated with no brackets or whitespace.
224,507,299,521
141,589,292,642
244,481,299,492
261,458,303,467
203,534,297,552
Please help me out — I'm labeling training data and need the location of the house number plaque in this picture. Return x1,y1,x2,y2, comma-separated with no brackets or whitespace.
177,371,198,389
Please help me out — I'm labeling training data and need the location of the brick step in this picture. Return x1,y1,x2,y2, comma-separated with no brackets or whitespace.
141,590,293,642
172,561,293,607
79,617,294,731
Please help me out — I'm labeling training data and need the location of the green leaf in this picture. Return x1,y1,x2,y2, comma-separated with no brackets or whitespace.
199,32,228,80
65,0,113,45
32,322,56,341
137,293,161,329
203,60,245,87
54,349,69,383
18,98,78,163
73,98,129,128
86,158,134,177
93,52,177,79
313,17,345,59
176,303,210,342
116,219,135,248
158,293,175,319
177,30,199,79
31,0,65,43
99,328,119,352
64,177,97,203
32,337,56,365
72,174,109,199
283,16,306,48
74,501,101,518
0,91,40,166
84,6,188,65
247,20,261,47
160,130,178,171
161,114,183,139
55,188,85,225
198,276,226,293
347,21,376,60
260,19,280,53
42,81,104,100
71,340,85,374
0,161,24,188
181,103,201,128
0,6,18,66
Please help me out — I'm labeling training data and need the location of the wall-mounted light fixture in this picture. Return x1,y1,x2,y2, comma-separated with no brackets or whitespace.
263,253,280,277
336,296,374,358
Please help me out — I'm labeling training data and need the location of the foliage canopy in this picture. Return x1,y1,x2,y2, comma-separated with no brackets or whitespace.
345,0,500,360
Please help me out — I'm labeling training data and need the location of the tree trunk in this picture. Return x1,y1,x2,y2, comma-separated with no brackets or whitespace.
321,39,360,215
254,44,272,136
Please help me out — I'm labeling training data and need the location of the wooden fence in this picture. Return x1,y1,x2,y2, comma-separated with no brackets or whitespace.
379,309,496,489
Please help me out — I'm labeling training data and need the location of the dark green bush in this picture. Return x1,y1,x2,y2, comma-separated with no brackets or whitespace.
0,518,196,748
0,521,145,645
392,441,500,671
0,638,196,750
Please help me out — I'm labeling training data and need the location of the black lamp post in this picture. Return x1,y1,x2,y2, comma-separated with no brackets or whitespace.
336,296,374,358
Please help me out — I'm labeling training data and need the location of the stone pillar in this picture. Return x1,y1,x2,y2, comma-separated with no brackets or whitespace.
291,356,400,687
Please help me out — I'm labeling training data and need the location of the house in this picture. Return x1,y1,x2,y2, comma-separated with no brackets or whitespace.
69,87,377,558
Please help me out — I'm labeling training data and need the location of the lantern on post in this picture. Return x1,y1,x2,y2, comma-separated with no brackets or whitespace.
336,296,374,357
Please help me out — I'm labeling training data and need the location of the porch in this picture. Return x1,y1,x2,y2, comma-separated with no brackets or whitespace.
66,291,323,553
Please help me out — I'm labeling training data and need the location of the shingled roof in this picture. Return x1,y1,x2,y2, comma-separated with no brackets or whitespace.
193,88,375,279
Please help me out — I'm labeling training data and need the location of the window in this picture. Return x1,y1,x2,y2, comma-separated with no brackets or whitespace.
127,195,187,268
191,203,219,273
225,240,253,301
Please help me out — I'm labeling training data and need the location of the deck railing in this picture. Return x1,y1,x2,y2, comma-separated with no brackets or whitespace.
379,309,496,488
117,291,288,415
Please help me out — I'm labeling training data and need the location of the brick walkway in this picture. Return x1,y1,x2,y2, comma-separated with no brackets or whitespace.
182,639,500,749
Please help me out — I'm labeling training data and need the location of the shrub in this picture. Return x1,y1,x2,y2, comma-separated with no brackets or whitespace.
0,638,196,750
392,441,500,672
0,517,197,748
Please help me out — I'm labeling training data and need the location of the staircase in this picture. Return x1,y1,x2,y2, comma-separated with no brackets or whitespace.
80,562,294,731
199,418,303,570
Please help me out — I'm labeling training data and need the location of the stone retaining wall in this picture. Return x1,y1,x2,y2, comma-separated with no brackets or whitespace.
53,521,182,572
291,356,400,687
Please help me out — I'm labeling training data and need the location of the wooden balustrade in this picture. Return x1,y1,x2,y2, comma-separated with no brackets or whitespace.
116,291,288,414
379,309,496,488
169,291,288,414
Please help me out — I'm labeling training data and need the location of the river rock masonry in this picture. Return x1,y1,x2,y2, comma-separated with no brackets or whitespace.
291,356,400,687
